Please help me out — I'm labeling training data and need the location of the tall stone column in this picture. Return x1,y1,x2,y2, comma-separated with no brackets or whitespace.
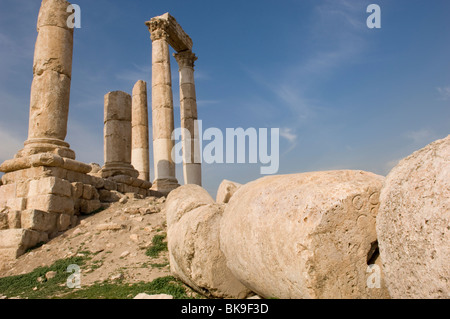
101,91,138,179
132,80,150,181
148,26,179,194
174,50,202,186
17,0,76,160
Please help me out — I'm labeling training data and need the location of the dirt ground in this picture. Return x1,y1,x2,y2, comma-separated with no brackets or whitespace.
0,196,171,286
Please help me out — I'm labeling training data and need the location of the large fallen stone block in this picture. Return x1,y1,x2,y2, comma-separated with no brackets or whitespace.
216,180,241,204
164,184,215,226
165,185,251,299
377,135,450,299
220,170,390,299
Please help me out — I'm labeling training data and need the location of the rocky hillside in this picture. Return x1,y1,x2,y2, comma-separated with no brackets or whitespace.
0,195,201,299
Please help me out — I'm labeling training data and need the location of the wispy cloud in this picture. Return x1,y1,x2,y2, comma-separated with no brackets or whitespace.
404,129,437,145
437,86,450,101
116,63,151,83
0,127,24,163
280,127,297,143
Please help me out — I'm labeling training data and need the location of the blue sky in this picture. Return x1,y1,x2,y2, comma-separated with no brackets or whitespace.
0,0,449,197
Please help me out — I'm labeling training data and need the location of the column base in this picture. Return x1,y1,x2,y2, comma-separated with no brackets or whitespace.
101,162,139,179
16,138,76,160
151,178,180,196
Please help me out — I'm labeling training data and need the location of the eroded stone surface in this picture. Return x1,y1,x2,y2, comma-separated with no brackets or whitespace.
220,170,390,299
377,135,450,299
165,185,250,298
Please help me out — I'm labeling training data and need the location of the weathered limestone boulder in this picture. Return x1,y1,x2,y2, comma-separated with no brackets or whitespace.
220,170,390,299
164,184,215,227
377,135,450,299
216,180,242,204
165,185,251,299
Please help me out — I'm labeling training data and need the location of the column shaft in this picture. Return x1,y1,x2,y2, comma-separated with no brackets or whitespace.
19,0,75,160
150,35,179,193
174,50,202,186
102,91,138,179
132,80,150,181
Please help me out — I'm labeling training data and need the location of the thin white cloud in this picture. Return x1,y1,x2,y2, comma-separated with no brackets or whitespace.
0,127,24,163
437,86,450,101
280,127,297,143
404,129,437,145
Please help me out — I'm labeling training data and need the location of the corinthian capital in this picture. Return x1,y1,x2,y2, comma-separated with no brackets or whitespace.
174,50,198,69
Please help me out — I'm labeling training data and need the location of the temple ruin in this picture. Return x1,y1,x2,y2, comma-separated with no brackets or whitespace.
0,0,201,263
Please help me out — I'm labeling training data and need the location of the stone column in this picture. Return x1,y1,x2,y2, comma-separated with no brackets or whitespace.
149,27,179,193
101,91,138,179
132,80,150,181
17,0,75,160
174,50,202,186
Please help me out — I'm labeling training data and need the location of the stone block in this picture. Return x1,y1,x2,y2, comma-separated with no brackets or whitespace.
6,198,27,211
8,211,21,229
220,170,389,299
79,199,101,215
82,184,94,200
57,214,71,232
28,176,72,198
0,210,7,230
71,182,83,199
90,176,105,189
0,228,43,249
0,184,16,202
21,209,57,232
27,194,74,215
16,181,30,198
377,135,450,298
103,179,117,191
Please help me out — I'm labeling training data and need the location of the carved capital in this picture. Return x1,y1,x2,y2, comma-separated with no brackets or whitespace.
174,50,198,69
146,19,170,42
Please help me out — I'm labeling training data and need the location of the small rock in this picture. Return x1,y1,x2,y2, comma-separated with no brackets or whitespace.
110,273,124,281
72,228,82,236
134,216,144,222
144,226,153,233
247,295,262,299
0,295,6,299
130,234,139,242
45,271,57,280
37,276,45,283
119,196,129,204
120,251,130,258
133,293,173,299
124,207,140,215
32,287,38,291
96,223,124,231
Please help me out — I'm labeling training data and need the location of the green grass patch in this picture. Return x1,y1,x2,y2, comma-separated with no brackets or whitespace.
0,256,87,299
61,276,190,299
0,255,195,299
150,262,169,269
145,233,168,258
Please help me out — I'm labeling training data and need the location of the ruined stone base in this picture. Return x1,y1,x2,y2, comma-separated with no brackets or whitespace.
151,178,180,196
0,153,155,265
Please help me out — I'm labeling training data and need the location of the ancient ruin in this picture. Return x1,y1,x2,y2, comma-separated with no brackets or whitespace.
132,81,150,182
1,0,448,301
0,1,201,264
146,13,202,194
